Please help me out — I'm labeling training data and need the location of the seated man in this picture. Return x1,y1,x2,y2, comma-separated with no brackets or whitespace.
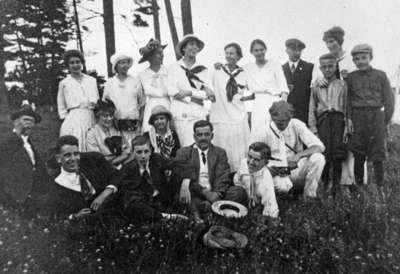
0,105,50,214
234,142,279,218
175,120,248,222
253,101,326,200
44,135,122,220
121,135,181,222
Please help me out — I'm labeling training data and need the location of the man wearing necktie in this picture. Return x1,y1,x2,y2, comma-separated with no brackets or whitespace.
0,105,50,214
175,120,248,222
282,38,314,125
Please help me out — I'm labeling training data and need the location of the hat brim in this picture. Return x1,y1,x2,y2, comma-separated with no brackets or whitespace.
175,36,205,58
112,56,133,74
10,110,42,123
139,44,167,64
203,225,248,249
148,110,172,125
211,200,248,218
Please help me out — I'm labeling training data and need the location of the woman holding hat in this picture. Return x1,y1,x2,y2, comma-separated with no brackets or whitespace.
103,52,145,149
244,39,289,143
57,49,99,151
166,34,215,146
144,105,180,159
209,43,250,172
138,39,170,133
86,99,130,167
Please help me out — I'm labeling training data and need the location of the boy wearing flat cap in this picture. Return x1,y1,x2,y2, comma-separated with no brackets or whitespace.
347,44,394,191
283,38,314,124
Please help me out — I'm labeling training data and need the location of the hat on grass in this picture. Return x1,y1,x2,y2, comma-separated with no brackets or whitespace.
211,200,248,218
203,225,248,249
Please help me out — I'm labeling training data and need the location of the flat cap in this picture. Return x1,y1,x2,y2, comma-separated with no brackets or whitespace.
285,38,305,50
351,44,373,56
269,101,295,120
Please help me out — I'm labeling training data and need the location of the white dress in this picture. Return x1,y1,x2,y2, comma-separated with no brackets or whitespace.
57,74,99,152
209,65,250,172
166,59,212,146
244,60,289,143
103,75,145,148
138,66,170,133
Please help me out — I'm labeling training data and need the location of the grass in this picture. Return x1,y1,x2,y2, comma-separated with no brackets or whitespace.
1,108,400,273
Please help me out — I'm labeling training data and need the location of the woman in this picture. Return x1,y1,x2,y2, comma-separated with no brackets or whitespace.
166,34,215,146
103,53,145,149
244,39,289,143
86,99,130,167
138,39,170,133
209,43,250,173
145,105,180,159
57,49,99,151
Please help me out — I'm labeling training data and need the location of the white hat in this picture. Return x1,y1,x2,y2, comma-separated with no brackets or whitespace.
175,34,204,58
211,200,248,218
110,52,133,74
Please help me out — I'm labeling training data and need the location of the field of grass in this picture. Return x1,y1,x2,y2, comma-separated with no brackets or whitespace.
1,108,400,273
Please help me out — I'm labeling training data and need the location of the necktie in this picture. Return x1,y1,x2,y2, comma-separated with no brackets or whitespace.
221,65,244,102
79,172,95,201
201,152,206,165
335,61,341,79
22,137,35,165
291,64,296,74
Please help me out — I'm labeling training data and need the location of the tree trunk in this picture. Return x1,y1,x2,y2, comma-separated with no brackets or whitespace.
0,36,8,112
164,0,179,60
180,0,193,35
103,0,116,77
152,0,161,41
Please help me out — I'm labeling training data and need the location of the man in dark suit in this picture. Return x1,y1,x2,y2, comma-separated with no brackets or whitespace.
44,135,122,221
121,135,182,222
282,38,314,124
0,105,50,214
175,120,248,222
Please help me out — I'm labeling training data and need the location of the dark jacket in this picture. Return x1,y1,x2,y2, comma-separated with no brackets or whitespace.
283,60,314,124
174,144,231,197
0,132,50,208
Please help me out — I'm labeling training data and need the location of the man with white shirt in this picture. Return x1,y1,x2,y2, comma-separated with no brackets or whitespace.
253,101,326,200
44,135,122,220
175,120,247,222
234,142,279,218
282,38,314,124
0,105,50,213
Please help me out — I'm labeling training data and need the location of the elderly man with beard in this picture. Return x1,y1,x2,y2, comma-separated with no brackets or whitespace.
0,105,50,214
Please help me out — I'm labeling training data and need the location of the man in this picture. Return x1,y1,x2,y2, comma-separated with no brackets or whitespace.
44,135,122,220
175,120,247,222
253,101,326,200
234,142,279,218
121,135,182,222
0,105,50,213
282,38,314,124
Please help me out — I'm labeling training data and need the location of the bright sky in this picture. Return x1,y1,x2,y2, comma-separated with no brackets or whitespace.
72,0,400,80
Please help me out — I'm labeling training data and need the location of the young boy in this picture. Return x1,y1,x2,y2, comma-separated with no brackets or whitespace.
309,53,348,195
347,44,394,189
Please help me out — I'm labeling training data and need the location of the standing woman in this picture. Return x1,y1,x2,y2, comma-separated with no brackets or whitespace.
244,39,289,143
209,43,250,173
103,53,145,149
57,50,99,152
166,34,215,146
138,39,170,133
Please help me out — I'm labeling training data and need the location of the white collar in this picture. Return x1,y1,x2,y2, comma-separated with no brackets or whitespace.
13,129,29,142
289,60,299,68
179,58,202,69
55,167,81,192
139,162,150,174
194,144,209,155
250,165,268,177
270,120,292,136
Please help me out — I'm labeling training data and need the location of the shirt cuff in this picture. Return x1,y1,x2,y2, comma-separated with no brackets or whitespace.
106,185,117,194
191,88,207,99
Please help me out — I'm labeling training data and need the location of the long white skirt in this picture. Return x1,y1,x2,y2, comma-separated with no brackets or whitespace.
60,108,95,152
213,119,250,172
142,97,171,133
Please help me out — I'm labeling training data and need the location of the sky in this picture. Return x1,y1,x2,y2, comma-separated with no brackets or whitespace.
67,0,400,81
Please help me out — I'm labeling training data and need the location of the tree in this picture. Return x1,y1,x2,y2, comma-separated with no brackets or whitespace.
103,0,116,78
181,0,193,35
165,0,179,59
152,0,161,41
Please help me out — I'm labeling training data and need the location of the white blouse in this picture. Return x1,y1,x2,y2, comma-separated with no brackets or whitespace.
244,59,289,95
138,66,169,99
57,74,99,119
103,75,145,120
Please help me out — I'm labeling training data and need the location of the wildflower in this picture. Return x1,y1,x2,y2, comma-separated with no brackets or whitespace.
7,261,12,266
43,228,50,233
96,258,102,262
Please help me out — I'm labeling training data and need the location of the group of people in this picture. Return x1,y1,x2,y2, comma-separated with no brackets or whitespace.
0,26,394,224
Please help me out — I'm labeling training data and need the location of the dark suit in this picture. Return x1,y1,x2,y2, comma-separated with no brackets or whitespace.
0,132,50,210
283,60,314,124
43,152,122,218
174,144,247,208
120,153,179,221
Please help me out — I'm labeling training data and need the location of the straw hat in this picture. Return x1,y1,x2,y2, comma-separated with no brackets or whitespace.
110,52,133,74
211,200,248,218
203,225,248,249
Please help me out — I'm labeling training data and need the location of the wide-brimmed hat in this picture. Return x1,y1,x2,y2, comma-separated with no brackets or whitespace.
10,104,41,123
110,52,133,74
175,34,204,58
148,105,172,125
203,225,248,249
138,39,167,64
211,200,248,218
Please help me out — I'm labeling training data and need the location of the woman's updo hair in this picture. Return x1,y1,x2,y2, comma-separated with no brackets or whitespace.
93,99,116,119
250,39,267,52
63,49,85,66
224,42,243,59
